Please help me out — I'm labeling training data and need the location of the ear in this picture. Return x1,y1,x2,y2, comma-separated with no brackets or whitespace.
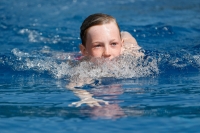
121,39,124,47
120,39,124,54
79,44,88,56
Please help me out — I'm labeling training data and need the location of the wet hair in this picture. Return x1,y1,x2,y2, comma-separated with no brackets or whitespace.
80,13,121,47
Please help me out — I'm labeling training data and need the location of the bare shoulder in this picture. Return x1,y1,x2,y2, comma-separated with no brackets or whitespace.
121,31,144,56
121,31,140,49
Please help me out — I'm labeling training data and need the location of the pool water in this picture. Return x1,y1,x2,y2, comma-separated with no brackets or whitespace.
0,0,200,132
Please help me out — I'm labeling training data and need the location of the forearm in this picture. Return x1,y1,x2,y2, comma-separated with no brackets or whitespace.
66,81,108,107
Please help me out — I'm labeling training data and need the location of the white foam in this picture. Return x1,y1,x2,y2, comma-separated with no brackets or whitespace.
19,29,41,42
11,48,159,80
193,55,200,67
69,54,159,80
19,28,61,44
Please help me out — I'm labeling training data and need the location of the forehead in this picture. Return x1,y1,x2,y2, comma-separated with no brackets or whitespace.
86,22,120,37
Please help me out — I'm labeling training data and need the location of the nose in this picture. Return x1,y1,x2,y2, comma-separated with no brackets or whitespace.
102,47,111,58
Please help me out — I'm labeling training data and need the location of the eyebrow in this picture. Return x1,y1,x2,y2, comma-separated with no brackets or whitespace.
92,39,118,43
110,39,118,42
91,41,103,44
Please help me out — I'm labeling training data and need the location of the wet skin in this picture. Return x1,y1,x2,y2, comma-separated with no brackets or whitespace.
80,22,123,60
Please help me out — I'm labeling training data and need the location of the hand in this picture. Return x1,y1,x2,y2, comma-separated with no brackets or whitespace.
90,104,125,119
69,97,109,107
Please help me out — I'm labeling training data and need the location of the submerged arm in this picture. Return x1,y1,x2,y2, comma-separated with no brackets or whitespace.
66,79,109,107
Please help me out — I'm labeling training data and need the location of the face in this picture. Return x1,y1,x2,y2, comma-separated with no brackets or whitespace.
80,22,123,60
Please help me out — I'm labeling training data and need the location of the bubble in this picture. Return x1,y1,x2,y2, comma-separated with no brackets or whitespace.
18,28,62,44
9,47,159,81
193,55,200,68
69,54,159,80
8,46,200,84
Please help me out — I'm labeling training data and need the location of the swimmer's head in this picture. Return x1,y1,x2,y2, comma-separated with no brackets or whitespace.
79,13,123,60
80,13,121,46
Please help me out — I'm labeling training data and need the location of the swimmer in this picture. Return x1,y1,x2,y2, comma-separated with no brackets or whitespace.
79,13,143,60
67,13,143,108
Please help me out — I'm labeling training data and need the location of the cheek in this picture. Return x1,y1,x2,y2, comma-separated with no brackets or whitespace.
88,49,103,57
114,46,122,55
115,50,121,56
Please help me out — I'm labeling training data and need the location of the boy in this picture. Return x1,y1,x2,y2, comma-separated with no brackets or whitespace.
79,13,143,60
67,13,143,108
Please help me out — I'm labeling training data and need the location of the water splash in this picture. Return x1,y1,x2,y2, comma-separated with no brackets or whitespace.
1,46,199,81
156,49,200,72
70,54,159,80
1,47,158,80
19,28,62,44
10,47,75,79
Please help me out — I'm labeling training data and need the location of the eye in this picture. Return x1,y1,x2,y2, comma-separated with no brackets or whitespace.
94,44,102,48
111,42,117,46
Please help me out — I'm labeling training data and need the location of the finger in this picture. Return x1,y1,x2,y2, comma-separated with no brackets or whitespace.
88,102,101,107
76,102,83,107
94,102,101,107
68,104,73,107
97,99,109,105
104,101,109,105
68,102,77,107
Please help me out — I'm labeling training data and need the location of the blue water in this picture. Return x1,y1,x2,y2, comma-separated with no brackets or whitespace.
1,0,200,132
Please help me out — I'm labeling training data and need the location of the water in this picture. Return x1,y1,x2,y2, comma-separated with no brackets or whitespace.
0,0,200,132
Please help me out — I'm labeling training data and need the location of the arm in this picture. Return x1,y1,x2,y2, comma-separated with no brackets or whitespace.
66,79,109,107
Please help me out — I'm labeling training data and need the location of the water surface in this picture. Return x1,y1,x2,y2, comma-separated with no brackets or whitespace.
0,0,200,132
